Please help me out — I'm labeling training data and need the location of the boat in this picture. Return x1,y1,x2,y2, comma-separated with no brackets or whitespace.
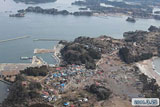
20,57,32,60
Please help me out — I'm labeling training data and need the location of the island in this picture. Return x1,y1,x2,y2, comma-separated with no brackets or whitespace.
72,0,160,20
1,26,160,107
15,4,160,20
13,0,57,4
17,6,93,17
10,0,160,20
126,17,136,23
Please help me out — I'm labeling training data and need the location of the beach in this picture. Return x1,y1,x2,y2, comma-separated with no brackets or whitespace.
136,57,160,85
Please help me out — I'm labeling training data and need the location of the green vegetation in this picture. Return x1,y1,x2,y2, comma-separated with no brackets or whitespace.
61,43,101,69
119,47,153,64
2,75,41,107
86,84,112,101
21,66,48,76
139,74,160,98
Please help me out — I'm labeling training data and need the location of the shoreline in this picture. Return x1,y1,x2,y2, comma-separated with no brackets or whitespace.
152,57,160,75
136,57,160,85
0,81,8,104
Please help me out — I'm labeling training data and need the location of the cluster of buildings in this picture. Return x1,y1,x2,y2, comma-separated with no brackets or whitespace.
39,64,99,105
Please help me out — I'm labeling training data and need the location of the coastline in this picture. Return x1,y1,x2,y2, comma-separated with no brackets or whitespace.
152,57,160,75
136,57,160,85
2,33,160,106
0,81,8,103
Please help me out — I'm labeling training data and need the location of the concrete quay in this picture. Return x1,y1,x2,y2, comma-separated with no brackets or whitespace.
34,49,55,54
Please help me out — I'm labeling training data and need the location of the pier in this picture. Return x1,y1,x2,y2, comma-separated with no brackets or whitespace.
34,49,55,54
0,36,30,43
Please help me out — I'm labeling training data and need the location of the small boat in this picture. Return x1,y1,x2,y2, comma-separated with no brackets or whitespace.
20,57,32,60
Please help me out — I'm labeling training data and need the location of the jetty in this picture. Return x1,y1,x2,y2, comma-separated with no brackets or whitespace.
34,49,55,54
0,36,30,43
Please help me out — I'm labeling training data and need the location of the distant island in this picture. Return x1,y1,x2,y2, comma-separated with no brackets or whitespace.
126,17,136,23
72,0,160,20
17,6,93,16
11,0,160,20
13,0,57,4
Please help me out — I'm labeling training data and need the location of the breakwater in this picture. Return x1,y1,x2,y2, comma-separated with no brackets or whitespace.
33,38,62,41
0,36,30,43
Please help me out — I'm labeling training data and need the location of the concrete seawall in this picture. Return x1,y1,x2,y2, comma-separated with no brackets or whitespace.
0,79,11,85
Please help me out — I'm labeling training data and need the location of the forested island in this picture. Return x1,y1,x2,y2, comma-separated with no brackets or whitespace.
72,0,160,20
17,6,93,17
10,0,160,20
14,0,57,4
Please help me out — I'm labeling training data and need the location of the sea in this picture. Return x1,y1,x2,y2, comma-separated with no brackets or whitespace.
1,0,160,103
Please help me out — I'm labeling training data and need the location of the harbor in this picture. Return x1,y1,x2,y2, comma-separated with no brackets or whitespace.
33,44,64,66
0,43,63,83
